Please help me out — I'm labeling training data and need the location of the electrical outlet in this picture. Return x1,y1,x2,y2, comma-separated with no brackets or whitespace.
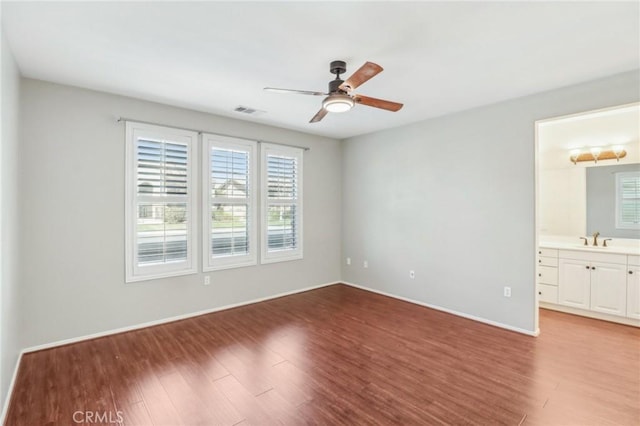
503,286,511,297
204,276,211,286
409,270,415,279
363,260,368,268
346,257,351,265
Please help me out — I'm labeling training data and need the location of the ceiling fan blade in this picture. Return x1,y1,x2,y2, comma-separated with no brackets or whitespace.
354,95,403,112
309,108,328,123
339,62,383,92
264,87,327,96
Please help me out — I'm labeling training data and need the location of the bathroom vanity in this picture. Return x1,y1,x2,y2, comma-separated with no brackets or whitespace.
538,240,640,326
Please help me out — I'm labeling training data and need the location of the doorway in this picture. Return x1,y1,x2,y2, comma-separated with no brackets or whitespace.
535,102,640,331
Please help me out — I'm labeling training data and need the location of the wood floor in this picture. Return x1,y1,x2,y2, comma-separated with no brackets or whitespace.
5,284,640,425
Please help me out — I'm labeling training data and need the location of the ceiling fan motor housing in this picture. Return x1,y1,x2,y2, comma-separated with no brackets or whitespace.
329,79,346,94
329,60,347,75
329,60,348,94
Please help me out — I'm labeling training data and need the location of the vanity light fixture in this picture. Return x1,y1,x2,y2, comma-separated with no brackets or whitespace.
569,146,627,165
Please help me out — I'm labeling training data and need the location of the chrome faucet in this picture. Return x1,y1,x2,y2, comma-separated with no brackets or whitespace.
592,231,600,247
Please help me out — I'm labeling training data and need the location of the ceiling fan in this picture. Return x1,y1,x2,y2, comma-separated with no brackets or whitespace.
264,60,403,123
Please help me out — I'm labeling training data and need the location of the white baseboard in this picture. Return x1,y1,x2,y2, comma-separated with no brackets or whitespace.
22,281,340,354
342,281,539,337
540,302,640,327
0,351,23,425
20,280,541,354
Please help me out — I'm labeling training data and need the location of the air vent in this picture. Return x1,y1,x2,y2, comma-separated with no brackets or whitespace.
233,105,265,115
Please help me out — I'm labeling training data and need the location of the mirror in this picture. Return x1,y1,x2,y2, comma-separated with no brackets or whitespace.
585,163,639,238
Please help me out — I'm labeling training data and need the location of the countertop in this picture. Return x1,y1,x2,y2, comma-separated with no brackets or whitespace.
540,240,640,256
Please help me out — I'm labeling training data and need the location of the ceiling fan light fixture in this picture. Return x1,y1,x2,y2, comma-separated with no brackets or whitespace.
322,94,354,113
265,60,402,123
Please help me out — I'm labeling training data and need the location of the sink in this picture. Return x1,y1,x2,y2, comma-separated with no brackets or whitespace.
574,245,607,250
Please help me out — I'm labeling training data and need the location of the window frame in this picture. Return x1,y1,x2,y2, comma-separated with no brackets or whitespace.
615,170,640,230
260,143,304,264
125,121,198,283
202,134,258,271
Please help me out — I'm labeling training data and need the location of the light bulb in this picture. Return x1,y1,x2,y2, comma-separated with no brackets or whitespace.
322,95,354,113
612,145,626,161
569,149,581,164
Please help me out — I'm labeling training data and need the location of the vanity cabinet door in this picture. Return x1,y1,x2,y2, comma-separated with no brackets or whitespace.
627,265,640,320
558,259,590,309
590,262,627,317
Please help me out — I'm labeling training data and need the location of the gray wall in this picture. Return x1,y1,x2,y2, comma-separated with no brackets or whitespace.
341,70,640,333
19,79,342,348
587,163,640,238
1,29,21,410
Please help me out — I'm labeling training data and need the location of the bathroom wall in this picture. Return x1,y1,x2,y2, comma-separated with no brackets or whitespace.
539,119,640,237
539,167,586,236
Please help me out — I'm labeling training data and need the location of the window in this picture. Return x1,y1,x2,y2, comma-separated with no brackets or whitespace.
616,171,640,230
203,134,257,270
261,143,303,263
125,122,197,282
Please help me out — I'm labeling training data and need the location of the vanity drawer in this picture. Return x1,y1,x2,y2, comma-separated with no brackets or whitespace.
538,265,558,286
538,284,558,304
538,248,558,258
559,250,627,265
538,256,558,267
629,255,640,267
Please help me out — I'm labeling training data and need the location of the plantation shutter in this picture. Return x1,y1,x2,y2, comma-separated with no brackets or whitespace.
136,139,189,265
261,143,303,263
203,134,257,271
210,148,250,257
266,155,299,251
126,121,197,282
618,172,640,229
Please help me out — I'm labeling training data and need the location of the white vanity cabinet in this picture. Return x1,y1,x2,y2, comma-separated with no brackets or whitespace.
628,256,640,320
540,244,640,326
557,250,627,317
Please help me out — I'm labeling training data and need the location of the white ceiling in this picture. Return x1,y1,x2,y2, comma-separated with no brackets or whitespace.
2,1,639,139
